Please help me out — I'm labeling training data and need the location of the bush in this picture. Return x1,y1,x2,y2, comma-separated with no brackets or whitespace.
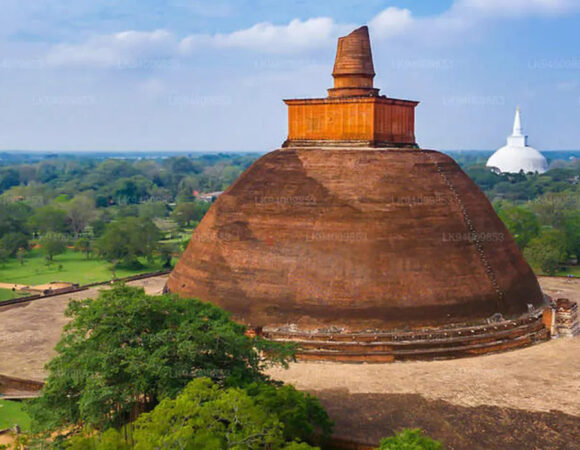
378,428,443,450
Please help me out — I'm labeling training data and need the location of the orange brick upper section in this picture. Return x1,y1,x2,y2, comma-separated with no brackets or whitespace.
284,96,418,146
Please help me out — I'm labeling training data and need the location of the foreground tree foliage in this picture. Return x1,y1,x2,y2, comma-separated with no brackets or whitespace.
377,428,443,450
27,285,297,435
67,378,327,449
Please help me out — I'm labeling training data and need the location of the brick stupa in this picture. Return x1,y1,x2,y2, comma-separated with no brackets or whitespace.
168,27,549,362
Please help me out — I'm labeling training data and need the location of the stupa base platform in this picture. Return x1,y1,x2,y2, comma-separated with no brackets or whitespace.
263,312,550,363
281,139,419,148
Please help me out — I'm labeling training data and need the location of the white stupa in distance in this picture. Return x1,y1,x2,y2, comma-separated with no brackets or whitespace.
486,107,548,174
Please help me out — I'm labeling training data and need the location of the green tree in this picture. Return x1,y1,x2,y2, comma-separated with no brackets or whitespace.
157,242,177,268
377,428,443,450
170,201,210,227
0,245,9,265
561,211,580,259
66,428,130,450
39,232,67,261
243,381,333,444
138,201,169,220
113,176,153,205
531,192,578,228
97,217,161,265
66,195,96,236
28,206,69,234
66,379,323,450
0,232,29,257
524,229,567,275
16,247,27,265
90,219,107,238
0,201,32,237
132,378,289,449
496,203,540,249
221,165,243,189
27,285,295,433
0,168,20,193
74,237,92,259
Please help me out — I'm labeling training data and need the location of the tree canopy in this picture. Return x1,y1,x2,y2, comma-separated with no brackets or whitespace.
96,217,161,266
27,285,295,433
39,232,67,260
67,378,327,449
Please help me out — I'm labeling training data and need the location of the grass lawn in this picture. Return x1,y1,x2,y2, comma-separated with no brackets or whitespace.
0,399,31,431
552,265,580,277
0,289,28,302
532,264,580,277
0,248,167,287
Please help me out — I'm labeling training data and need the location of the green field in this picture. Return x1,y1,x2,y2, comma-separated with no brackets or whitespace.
552,265,580,277
0,399,31,431
529,264,580,278
0,289,28,301
0,248,167,287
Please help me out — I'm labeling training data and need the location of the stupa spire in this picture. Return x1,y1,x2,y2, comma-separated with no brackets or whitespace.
327,26,379,98
507,106,527,147
513,106,523,136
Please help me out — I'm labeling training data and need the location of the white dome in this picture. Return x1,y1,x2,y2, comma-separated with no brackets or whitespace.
486,144,548,174
486,107,548,174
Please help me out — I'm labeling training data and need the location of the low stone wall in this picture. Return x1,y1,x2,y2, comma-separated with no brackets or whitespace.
0,270,171,309
0,374,43,394
264,313,550,362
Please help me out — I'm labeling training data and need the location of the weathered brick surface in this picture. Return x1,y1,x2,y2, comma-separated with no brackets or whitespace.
168,147,545,334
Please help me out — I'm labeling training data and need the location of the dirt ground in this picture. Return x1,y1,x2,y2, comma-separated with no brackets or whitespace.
267,337,580,416
266,277,580,449
0,275,578,449
315,391,580,449
536,276,580,304
0,276,168,381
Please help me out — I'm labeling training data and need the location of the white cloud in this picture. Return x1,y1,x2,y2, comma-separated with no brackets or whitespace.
368,0,579,46
455,0,580,17
46,30,178,67
43,0,580,68
211,18,345,53
137,78,167,98
179,18,347,54
46,18,349,66
368,7,414,39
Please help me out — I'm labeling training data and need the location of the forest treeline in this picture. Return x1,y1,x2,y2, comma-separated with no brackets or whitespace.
0,153,258,269
0,151,578,275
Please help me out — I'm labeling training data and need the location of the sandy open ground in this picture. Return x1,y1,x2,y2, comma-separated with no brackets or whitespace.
0,276,168,381
268,337,580,416
0,275,578,449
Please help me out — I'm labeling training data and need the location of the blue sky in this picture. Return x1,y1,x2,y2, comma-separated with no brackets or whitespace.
0,0,578,151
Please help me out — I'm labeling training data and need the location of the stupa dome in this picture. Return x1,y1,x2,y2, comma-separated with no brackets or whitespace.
168,28,549,361
486,108,548,174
